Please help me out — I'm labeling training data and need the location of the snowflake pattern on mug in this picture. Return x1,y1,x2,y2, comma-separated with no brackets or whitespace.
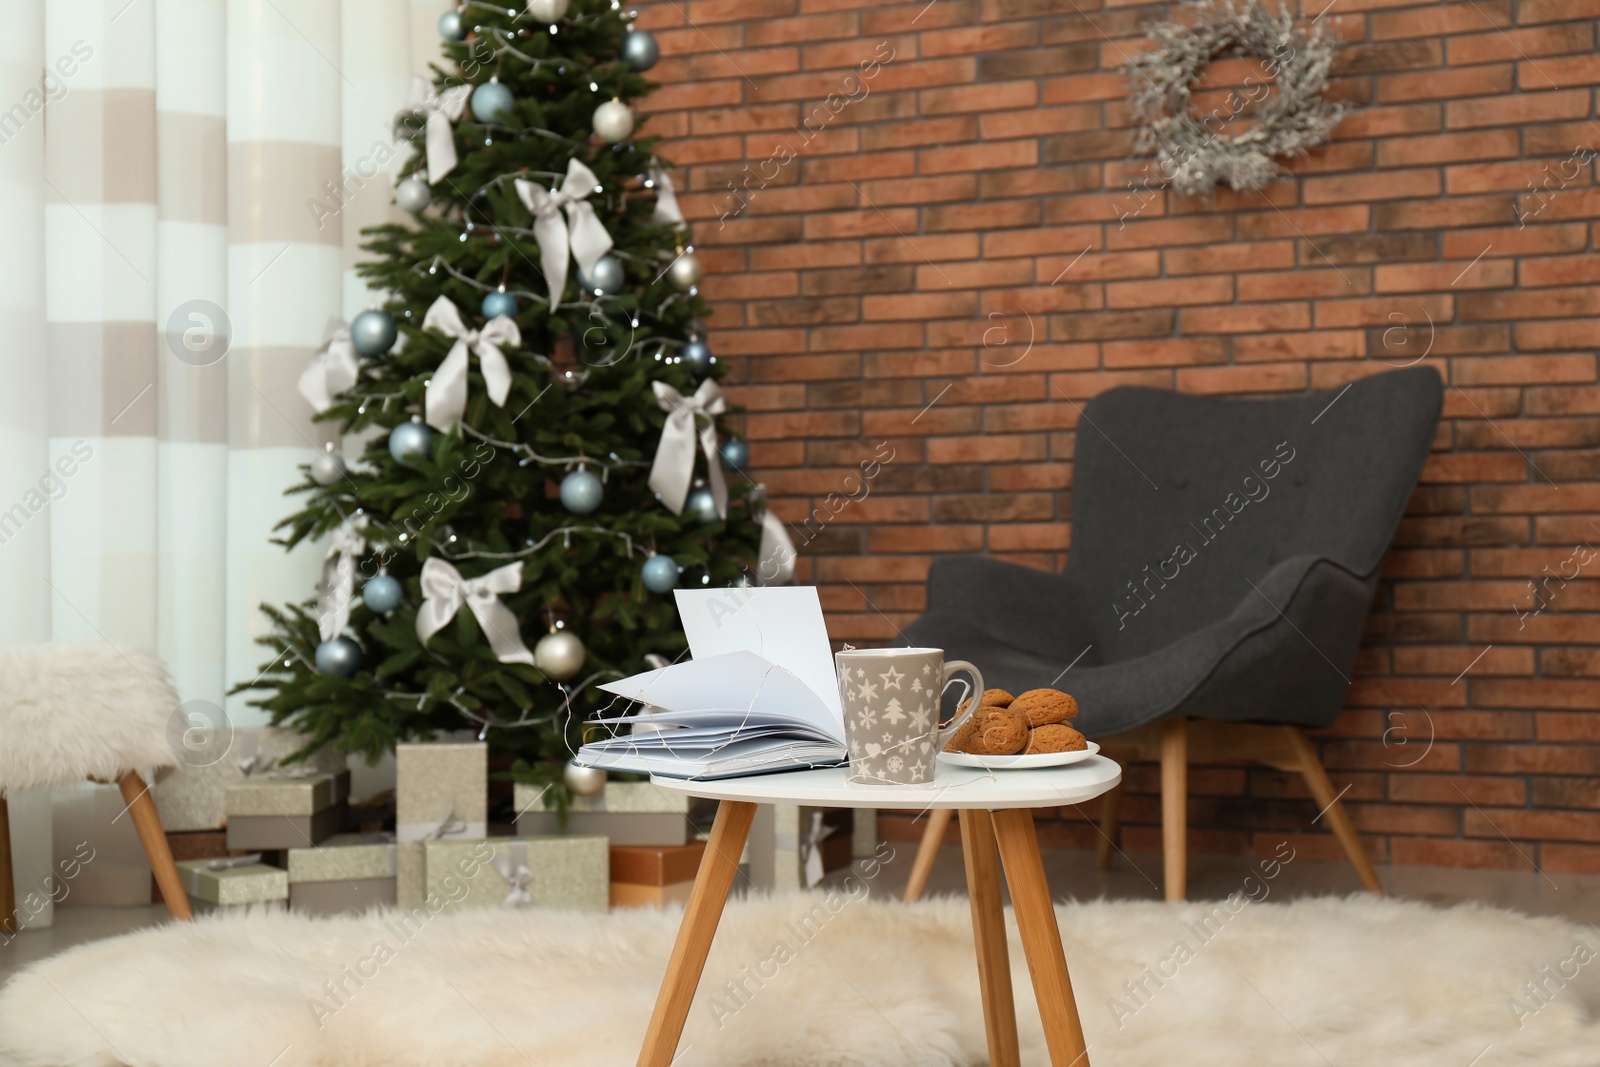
837,649,981,785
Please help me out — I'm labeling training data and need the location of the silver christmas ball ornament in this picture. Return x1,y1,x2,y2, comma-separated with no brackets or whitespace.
592,99,634,143
362,573,403,614
667,251,704,292
388,420,433,466
621,29,659,71
535,630,587,680
560,469,604,514
350,309,397,356
579,254,626,295
438,9,465,40
310,446,346,486
719,438,749,470
564,759,607,796
481,290,518,319
642,554,679,594
396,177,431,213
525,0,570,22
685,484,719,524
471,80,514,123
315,636,362,677
681,337,712,376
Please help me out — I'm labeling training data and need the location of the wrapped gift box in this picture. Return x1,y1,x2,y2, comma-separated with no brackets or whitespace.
746,805,854,891
514,781,690,846
396,743,488,908
176,856,288,911
610,841,705,909
424,836,607,913
224,770,350,851
286,833,397,915
153,726,346,832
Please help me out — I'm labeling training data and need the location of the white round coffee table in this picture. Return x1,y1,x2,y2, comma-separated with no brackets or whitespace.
636,757,1123,1067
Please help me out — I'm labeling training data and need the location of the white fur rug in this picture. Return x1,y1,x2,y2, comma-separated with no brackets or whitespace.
1,893,1597,1066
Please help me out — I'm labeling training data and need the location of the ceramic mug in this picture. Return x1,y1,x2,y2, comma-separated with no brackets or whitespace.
835,647,984,785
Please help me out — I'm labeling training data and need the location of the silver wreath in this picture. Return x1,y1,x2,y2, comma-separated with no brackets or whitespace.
1127,0,1347,197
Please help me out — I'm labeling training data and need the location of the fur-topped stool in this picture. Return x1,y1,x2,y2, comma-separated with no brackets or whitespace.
0,643,193,931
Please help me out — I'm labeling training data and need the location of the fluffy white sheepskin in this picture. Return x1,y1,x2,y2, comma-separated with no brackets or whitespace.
1,892,1596,1066
0,642,178,791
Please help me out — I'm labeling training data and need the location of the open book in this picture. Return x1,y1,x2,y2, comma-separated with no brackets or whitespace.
576,587,847,779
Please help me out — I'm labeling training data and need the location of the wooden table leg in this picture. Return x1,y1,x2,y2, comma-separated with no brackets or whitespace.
903,807,951,902
992,808,1090,1067
960,810,1020,1067
0,794,15,935
117,771,192,921
637,799,757,1067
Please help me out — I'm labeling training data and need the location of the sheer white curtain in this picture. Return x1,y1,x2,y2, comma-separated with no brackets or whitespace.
3,0,441,917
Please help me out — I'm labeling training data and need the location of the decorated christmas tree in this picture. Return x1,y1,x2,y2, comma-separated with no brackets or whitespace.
238,0,792,794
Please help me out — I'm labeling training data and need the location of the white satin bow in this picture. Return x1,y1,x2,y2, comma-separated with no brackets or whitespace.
649,167,684,226
422,295,520,431
400,75,471,184
317,524,367,641
759,503,797,585
494,850,535,907
514,158,613,307
299,318,359,413
649,379,728,520
415,557,536,665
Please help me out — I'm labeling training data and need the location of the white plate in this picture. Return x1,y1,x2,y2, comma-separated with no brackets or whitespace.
937,741,1101,771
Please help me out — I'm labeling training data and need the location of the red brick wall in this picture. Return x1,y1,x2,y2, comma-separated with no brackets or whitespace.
639,0,1600,873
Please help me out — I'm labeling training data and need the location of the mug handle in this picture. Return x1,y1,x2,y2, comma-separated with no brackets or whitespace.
934,659,986,750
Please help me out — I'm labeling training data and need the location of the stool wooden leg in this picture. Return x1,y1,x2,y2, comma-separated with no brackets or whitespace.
0,794,15,935
1094,783,1123,871
992,808,1091,1067
960,810,1020,1067
116,771,192,921
637,799,757,1067
903,807,951,902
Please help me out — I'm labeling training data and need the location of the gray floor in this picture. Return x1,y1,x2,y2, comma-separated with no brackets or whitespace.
5,845,1597,987
848,841,1600,926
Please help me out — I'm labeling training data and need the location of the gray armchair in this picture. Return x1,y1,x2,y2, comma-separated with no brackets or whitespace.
901,367,1443,900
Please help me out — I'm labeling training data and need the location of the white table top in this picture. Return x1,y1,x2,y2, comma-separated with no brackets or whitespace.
650,755,1122,810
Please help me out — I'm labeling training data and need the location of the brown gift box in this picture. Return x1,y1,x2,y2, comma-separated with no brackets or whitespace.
610,841,705,910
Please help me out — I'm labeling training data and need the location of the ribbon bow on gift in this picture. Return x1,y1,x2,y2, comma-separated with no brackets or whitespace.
415,557,536,665
648,379,728,520
399,75,472,184
422,295,520,431
317,524,368,641
513,158,613,308
648,167,684,227
494,844,535,908
298,317,359,413
420,802,469,841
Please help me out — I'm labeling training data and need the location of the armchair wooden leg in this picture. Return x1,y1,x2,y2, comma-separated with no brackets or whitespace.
116,771,192,921
1160,718,1187,902
1095,782,1123,871
0,794,15,935
903,807,951,903
1283,728,1383,894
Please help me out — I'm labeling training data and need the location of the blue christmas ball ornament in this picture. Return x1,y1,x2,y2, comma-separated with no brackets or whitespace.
719,438,749,470
685,485,718,524
438,9,464,40
560,469,604,514
388,421,433,466
481,290,518,319
642,554,679,594
363,573,403,614
315,636,362,677
350,309,397,356
681,338,712,377
471,80,514,123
